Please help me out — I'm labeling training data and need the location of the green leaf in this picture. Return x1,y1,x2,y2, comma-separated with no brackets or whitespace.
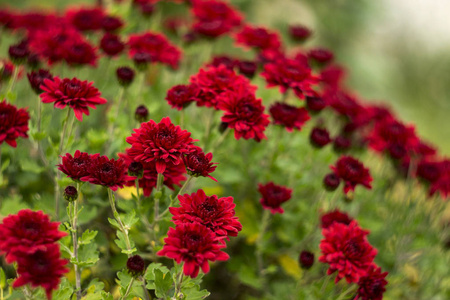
75,242,99,268
31,131,47,141
154,269,173,299
52,278,74,300
122,210,139,228
1,158,10,172
108,218,120,230
144,263,170,282
183,287,210,300
0,267,6,289
79,229,98,245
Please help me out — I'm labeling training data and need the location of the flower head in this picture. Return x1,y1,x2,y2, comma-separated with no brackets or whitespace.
354,264,388,300
235,25,281,51
305,96,327,112
237,60,258,79
183,146,218,181
323,173,340,192
58,150,92,181
310,127,331,148
116,66,135,87
165,84,198,110
135,105,149,122
63,186,78,202
40,77,107,121
289,25,312,42
81,155,130,191
127,255,146,277
308,48,334,64
102,15,124,32
269,102,310,132
100,33,125,57
170,189,242,240
299,251,315,269
0,100,30,148
27,69,53,94
258,182,292,214
157,223,229,278
331,156,372,194
320,209,353,229
65,7,104,31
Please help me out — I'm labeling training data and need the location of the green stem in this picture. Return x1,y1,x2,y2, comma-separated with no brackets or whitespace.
58,109,72,156
201,109,216,149
154,173,164,220
174,265,185,299
108,189,133,257
6,66,19,96
37,95,42,133
121,277,135,300
180,110,184,128
70,183,82,300
209,127,230,153
157,176,193,222
256,209,271,279
137,72,145,105
336,284,357,300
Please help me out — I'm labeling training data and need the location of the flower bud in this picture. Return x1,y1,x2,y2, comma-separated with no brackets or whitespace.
116,66,135,87
127,255,145,277
299,251,314,269
64,186,78,202
135,105,149,123
128,161,144,178
323,173,340,192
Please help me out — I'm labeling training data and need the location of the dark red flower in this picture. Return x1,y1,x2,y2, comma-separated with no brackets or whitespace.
289,25,312,42
170,189,242,240
305,95,327,112
319,221,377,283
63,39,98,67
191,0,242,38
157,223,229,278
165,84,198,110
40,77,107,121
323,173,340,192
127,255,146,277
135,105,149,122
27,69,53,94
299,251,315,269
331,156,372,194
257,182,292,214
333,135,351,152
80,154,130,191
429,160,450,199
100,33,125,57
126,117,195,174
116,66,135,87
207,55,237,70
355,264,388,300
183,146,218,181
65,7,105,31
308,48,334,64
102,15,124,32
388,143,407,160
320,64,346,89
128,161,144,178
310,127,332,148
269,102,310,132
0,61,14,83
8,41,30,64
235,25,281,50
58,150,92,181
367,119,418,155
237,60,258,79
0,209,67,263
63,185,78,202
218,87,270,142
320,209,353,229
0,100,30,148
13,243,69,299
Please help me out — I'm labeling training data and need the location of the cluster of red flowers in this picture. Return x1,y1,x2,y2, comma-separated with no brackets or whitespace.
158,189,242,277
0,100,30,148
319,210,388,299
326,156,373,194
0,210,68,299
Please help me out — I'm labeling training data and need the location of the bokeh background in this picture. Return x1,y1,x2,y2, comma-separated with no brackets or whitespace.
2,0,449,154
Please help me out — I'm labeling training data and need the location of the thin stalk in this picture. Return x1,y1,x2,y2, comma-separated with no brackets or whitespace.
157,176,193,221
70,183,82,300
336,284,357,300
137,72,145,105
139,277,151,300
154,173,164,220
201,110,216,149
173,265,185,299
180,110,184,128
58,109,72,156
256,209,271,279
37,95,42,133
281,90,289,102
108,189,133,257
209,127,230,153
6,66,19,96
135,178,141,209
120,277,135,300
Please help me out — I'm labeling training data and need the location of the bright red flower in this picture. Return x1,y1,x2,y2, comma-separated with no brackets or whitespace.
58,150,92,181
0,209,67,263
13,243,69,300
257,182,292,214
0,100,30,148
269,102,310,132
100,33,125,57
126,117,195,174
235,25,281,50
157,223,229,278
320,209,353,229
127,31,182,69
428,159,450,199
65,7,105,32
165,84,199,110
319,221,377,283
40,77,107,121
183,146,218,181
218,86,270,142
355,264,388,300
191,0,242,38
80,154,129,191
331,156,372,194
170,189,242,240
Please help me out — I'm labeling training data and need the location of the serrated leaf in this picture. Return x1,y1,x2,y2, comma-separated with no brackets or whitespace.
154,269,173,298
122,210,139,228
52,278,74,300
183,287,210,300
108,218,120,229
79,230,98,245
144,263,170,282
76,243,99,268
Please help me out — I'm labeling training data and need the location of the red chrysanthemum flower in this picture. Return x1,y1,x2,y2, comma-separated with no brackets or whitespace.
65,7,105,32
207,55,238,70
310,127,332,148
323,89,365,121
234,25,281,51
0,209,67,263
269,102,310,132
354,264,388,300
102,15,124,32
183,146,218,181
126,117,195,174
170,189,242,240
40,77,107,121
100,33,125,57
299,251,315,269
289,25,312,42
165,84,199,110
319,221,377,283
27,69,53,94
320,64,346,89
323,173,341,191
305,95,327,112
80,154,129,191
218,87,270,142
157,223,229,278
127,31,182,69
191,0,242,38
333,135,352,152
331,156,372,194
257,182,292,214
58,150,92,181
429,159,450,199
13,243,69,300
0,100,30,148
237,60,258,79
308,48,334,64
63,39,98,67
261,57,318,99
189,65,253,109
320,209,353,229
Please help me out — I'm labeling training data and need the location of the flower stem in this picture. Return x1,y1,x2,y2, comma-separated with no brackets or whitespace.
36,95,42,133
209,127,230,153
202,109,216,149
336,284,357,300
108,189,133,257
120,277,135,300
174,264,185,299
256,209,271,279
70,183,82,300
157,176,193,222
6,66,19,96
180,110,184,128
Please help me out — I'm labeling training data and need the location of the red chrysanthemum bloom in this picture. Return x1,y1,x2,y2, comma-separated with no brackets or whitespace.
63,39,98,67
0,100,30,148
237,60,258,79
269,102,310,132
261,57,318,99
308,48,334,64
320,64,346,89
0,209,67,263
207,55,238,70
322,89,365,122
234,25,281,51
189,65,253,109
27,69,53,94
429,159,450,199
183,146,218,181
257,182,292,214
319,221,377,283
165,84,199,110
333,135,352,152
289,25,312,42
170,189,242,240
65,7,105,32
320,209,353,229
0,61,14,83
354,264,388,300
191,0,242,38
102,15,124,32
323,173,341,191
157,223,229,278
218,87,270,142
305,96,327,113
40,77,107,121
310,127,332,148
100,33,125,57
126,117,195,174
13,243,69,300
80,154,130,191
58,150,92,181
127,31,182,69
331,156,372,194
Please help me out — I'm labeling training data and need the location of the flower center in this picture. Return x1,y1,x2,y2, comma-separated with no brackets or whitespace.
155,129,175,147
186,233,202,249
344,239,362,258
198,199,218,219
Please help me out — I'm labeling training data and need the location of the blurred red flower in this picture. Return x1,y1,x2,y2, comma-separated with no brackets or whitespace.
257,182,292,214
269,102,310,132
355,264,388,300
0,100,29,148
331,156,372,194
